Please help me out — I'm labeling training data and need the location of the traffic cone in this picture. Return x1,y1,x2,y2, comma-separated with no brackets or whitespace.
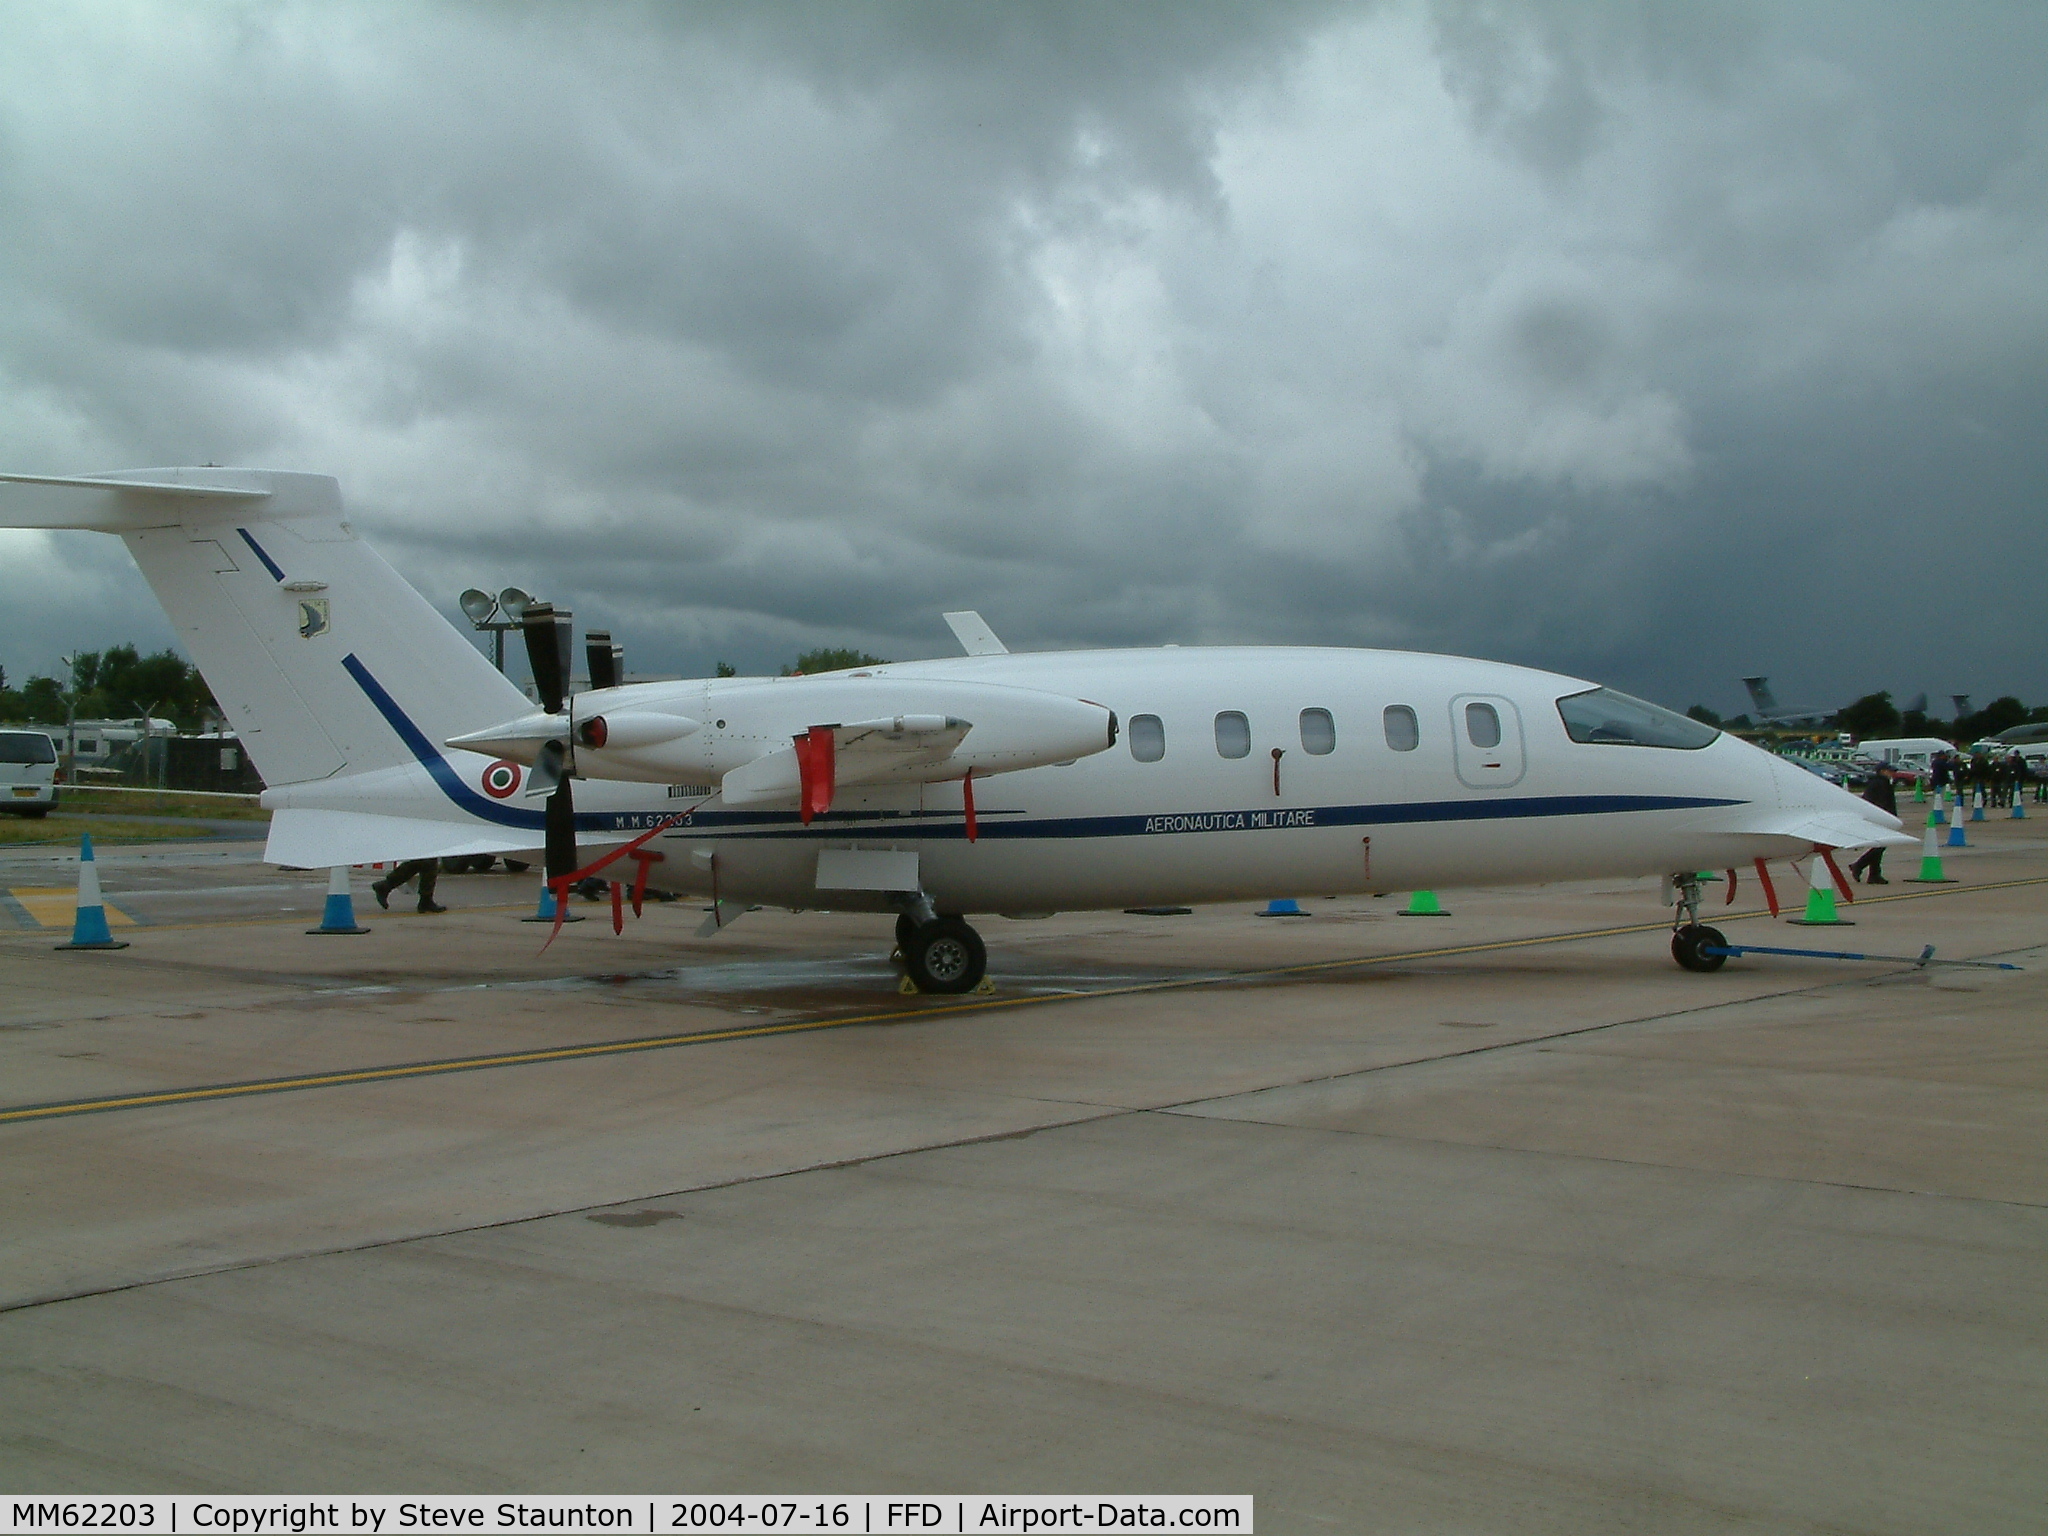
1907,823,1955,883
1788,853,1853,925
54,833,130,951
1912,776,1925,803
306,865,370,934
2013,793,2026,820
520,879,587,923
1257,898,1309,917
1399,890,1450,916
1971,790,1986,822
1946,803,1969,847
1927,798,1943,827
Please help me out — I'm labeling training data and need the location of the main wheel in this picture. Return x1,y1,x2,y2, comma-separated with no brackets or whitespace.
1671,923,1728,972
903,916,986,994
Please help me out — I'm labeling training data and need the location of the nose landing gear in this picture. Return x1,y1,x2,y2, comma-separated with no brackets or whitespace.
1668,872,1728,973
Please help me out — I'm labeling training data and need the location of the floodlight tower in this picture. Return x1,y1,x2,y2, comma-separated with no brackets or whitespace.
459,587,532,673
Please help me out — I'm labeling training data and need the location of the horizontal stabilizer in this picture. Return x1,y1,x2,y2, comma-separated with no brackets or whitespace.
266,809,538,869
0,468,340,529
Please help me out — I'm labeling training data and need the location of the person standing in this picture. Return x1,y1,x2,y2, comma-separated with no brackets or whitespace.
372,858,447,913
1848,773,1898,884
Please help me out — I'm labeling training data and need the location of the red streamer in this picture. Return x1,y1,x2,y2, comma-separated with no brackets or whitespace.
1754,858,1779,918
793,727,836,824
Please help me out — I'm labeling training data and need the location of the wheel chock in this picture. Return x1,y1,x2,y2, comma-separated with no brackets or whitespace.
898,974,920,995
973,975,997,995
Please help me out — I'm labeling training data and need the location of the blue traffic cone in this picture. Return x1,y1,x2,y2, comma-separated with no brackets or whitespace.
55,833,130,951
2013,794,2026,820
1946,804,1969,847
307,865,370,934
1971,790,1986,822
521,879,587,923
1257,898,1309,917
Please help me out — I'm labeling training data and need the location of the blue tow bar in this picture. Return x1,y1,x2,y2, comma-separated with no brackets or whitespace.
1702,943,2022,971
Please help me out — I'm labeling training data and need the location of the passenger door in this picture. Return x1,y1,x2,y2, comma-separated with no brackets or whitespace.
1450,694,1525,789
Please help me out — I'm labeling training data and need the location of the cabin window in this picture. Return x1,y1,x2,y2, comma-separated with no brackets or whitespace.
1383,705,1419,752
1129,713,1166,763
1465,702,1502,749
1299,708,1335,755
1556,687,1719,750
1214,711,1250,759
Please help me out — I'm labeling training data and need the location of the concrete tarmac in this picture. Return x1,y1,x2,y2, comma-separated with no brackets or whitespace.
2,818,2045,1531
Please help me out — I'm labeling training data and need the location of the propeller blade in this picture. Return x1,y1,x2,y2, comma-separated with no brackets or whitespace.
586,630,623,691
526,739,566,798
545,779,578,883
522,601,575,715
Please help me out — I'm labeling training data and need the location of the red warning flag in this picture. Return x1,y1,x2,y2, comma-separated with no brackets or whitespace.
1753,858,1779,918
962,769,977,843
794,726,836,824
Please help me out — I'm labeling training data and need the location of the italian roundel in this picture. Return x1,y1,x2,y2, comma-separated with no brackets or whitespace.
481,759,522,798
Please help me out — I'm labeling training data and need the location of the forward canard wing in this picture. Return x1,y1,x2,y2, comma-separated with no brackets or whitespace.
1729,810,1918,851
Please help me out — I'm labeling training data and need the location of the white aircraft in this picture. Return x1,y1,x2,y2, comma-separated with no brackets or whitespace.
1,468,1914,990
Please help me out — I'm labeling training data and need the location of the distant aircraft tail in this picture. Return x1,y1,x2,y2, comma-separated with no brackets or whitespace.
0,468,545,864
1741,676,1779,716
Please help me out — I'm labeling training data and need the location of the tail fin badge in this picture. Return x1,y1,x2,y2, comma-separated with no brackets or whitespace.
296,597,330,639
481,759,523,799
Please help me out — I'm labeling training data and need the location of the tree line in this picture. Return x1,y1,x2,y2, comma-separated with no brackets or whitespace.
0,646,220,732
1688,690,2048,743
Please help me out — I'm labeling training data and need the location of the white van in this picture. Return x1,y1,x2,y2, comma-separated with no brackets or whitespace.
0,729,59,817
1849,737,1957,778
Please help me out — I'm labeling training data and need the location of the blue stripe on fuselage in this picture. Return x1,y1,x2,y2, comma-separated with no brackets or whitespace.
344,652,1744,841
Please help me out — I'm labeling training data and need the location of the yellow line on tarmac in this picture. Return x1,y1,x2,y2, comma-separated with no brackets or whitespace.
4,874,2041,1126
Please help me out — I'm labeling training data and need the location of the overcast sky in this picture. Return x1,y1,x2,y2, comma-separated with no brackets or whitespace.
2,0,2043,717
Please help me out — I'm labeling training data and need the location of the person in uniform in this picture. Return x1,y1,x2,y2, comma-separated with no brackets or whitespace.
1848,772,1898,884
372,858,447,913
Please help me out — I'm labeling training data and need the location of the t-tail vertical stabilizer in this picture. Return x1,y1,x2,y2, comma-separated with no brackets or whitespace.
0,468,545,866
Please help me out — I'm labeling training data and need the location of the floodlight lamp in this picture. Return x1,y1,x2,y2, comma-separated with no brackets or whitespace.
459,589,497,624
498,587,532,622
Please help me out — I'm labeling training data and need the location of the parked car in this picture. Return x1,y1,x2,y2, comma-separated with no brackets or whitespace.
0,729,60,816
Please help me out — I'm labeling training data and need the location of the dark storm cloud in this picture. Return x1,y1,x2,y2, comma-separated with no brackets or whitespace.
1,0,2043,719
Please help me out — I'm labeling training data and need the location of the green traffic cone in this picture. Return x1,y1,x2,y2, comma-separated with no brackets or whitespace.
1399,889,1449,916
1788,855,1853,925
1907,823,1955,883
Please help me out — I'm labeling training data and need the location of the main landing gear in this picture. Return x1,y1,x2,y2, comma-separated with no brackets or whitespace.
893,909,988,994
1667,872,1728,973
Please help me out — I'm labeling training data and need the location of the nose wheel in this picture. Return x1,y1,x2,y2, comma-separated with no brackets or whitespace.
1667,872,1728,972
1672,923,1728,972
896,914,987,993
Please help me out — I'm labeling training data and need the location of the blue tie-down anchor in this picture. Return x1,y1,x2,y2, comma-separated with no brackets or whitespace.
1701,942,2021,971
